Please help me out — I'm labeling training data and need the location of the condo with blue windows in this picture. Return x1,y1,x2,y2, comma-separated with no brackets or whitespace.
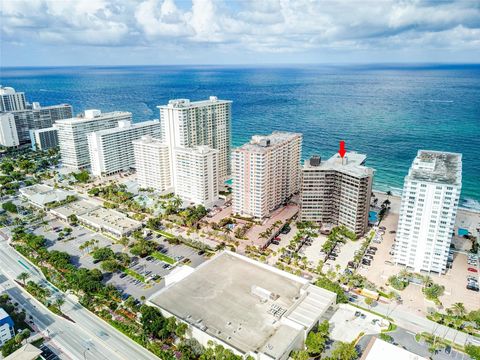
0,308,15,346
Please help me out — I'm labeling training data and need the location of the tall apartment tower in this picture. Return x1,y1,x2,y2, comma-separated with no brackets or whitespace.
300,152,374,236
394,150,462,274
88,120,161,176
158,97,232,182
232,132,302,219
133,136,173,192
11,104,73,144
174,146,219,207
55,110,132,170
0,113,19,147
0,86,26,112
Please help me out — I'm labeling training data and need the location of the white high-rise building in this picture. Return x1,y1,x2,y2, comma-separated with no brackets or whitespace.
0,113,19,147
0,86,26,112
232,132,302,219
300,153,374,236
133,136,172,192
174,146,219,207
55,110,132,170
394,150,462,274
158,96,232,182
88,120,161,176
29,127,58,151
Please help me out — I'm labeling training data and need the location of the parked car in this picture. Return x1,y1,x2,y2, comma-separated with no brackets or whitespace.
467,267,478,273
466,284,479,292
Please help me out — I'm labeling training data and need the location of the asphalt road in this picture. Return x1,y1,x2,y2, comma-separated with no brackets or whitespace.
0,233,160,360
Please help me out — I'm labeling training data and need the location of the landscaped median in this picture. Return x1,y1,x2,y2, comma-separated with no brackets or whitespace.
123,268,146,282
152,251,175,264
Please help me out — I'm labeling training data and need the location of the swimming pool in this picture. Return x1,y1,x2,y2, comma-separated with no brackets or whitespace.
458,228,469,236
369,211,378,223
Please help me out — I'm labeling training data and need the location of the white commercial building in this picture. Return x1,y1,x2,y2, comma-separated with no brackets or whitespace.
232,132,302,219
88,120,161,176
158,97,232,182
0,113,19,147
133,136,172,192
149,251,336,360
300,153,374,236
174,146,219,207
29,127,58,151
394,150,462,274
0,86,26,112
55,110,132,170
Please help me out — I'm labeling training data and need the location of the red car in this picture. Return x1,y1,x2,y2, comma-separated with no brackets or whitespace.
467,267,478,273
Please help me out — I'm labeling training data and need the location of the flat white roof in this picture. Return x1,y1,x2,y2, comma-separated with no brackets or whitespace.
362,338,428,360
150,251,336,358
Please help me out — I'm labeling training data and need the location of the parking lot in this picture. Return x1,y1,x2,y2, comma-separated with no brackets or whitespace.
329,304,388,342
31,217,209,300
358,212,480,313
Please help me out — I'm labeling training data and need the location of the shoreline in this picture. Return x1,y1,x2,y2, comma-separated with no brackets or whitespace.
372,189,480,215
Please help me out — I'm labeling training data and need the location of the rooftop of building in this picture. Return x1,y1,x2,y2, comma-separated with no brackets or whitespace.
4,343,43,360
408,150,462,185
303,152,374,178
174,145,219,155
149,251,336,359
159,96,232,109
132,135,167,147
78,207,142,233
0,86,19,95
0,307,10,320
360,337,428,360
50,199,101,218
30,127,57,134
55,110,131,125
19,184,74,206
88,120,160,137
234,131,302,154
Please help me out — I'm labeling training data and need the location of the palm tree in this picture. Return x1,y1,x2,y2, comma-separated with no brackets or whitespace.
17,272,30,285
118,236,130,252
451,302,466,318
55,297,65,311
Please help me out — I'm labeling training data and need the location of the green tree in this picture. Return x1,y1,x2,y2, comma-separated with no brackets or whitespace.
101,259,121,272
465,344,480,360
2,201,17,213
329,341,358,360
17,272,30,285
291,350,309,360
91,247,115,261
451,302,466,318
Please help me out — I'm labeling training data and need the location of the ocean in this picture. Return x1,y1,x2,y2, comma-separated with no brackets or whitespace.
1,64,479,210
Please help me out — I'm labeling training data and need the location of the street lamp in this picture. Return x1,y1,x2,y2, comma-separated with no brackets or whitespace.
83,347,90,360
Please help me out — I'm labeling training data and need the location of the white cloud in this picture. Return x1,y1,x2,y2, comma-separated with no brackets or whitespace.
1,0,479,61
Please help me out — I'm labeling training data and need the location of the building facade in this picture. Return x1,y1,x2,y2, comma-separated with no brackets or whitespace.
300,153,374,236
133,136,172,192
0,86,26,112
87,120,161,176
158,96,232,182
0,113,19,147
29,127,58,151
232,132,302,218
394,150,462,274
0,308,15,346
10,104,73,145
174,146,219,207
55,110,132,169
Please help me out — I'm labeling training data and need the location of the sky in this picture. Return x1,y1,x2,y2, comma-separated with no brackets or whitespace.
1,0,480,67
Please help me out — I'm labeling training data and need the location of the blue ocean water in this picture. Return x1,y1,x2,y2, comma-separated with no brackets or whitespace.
1,65,479,209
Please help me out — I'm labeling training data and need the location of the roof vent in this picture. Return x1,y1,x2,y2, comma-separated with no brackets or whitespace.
310,155,321,166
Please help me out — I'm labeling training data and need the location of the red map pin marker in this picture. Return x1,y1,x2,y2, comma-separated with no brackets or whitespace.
338,140,346,158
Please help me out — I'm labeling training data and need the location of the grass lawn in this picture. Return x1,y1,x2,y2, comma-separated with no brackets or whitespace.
152,251,175,264
156,230,176,240
124,268,146,283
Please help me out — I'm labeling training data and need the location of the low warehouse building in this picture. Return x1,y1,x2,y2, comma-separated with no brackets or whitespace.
148,251,336,360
